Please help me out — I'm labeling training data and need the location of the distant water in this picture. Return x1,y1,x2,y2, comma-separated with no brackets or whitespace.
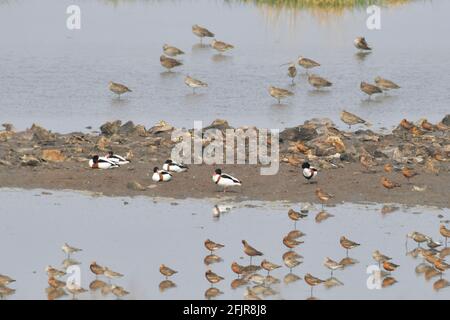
1,188,449,299
0,0,449,133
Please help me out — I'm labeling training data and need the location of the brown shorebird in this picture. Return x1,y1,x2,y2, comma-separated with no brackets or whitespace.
440,225,450,247
298,56,320,73
269,86,294,103
420,119,434,131
340,236,360,256
108,81,132,98
283,256,301,271
205,287,223,299
315,211,334,223
287,63,297,84
163,44,184,57
286,229,306,240
288,208,307,228
242,240,263,265
360,82,382,99
283,236,303,249
204,239,224,254
374,77,400,91
372,250,392,267
360,154,377,172
89,279,108,292
231,262,245,278
204,254,223,266
308,74,332,90
384,163,393,173
45,266,66,278
340,110,370,129
192,24,214,43
103,267,123,281
160,55,183,71
185,75,208,93
407,231,430,247
401,167,418,183
304,273,325,297
159,280,177,292
159,264,177,279
382,261,399,274
205,269,224,285
61,243,82,258
381,177,401,189
323,257,343,277
65,280,87,299
111,285,130,299
0,286,16,299
261,260,281,275
90,261,105,277
400,119,414,130
211,39,234,53
434,259,450,273
315,188,334,208
354,37,371,51
48,277,65,289
0,274,15,286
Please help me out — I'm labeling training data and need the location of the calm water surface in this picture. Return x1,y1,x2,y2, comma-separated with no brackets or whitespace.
0,188,449,300
0,0,449,132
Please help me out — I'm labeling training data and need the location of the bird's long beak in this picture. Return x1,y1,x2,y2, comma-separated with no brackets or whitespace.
279,62,292,67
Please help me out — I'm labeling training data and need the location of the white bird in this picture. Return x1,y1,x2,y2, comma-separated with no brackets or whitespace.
212,169,242,193
162,159,188,173
152,167,172,182
105,151,130,165
302,162,318,183
89,155,119,169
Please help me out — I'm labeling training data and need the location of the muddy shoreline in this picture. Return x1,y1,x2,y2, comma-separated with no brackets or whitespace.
0,117,449,208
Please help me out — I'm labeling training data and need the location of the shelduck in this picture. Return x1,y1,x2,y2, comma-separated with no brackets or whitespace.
212,169,241,192
162,159,188,172
152,167,172,182
105,151,130,165
89,155,119,169
302,162,318,182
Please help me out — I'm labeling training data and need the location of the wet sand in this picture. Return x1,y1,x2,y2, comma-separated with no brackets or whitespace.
1,162,449,208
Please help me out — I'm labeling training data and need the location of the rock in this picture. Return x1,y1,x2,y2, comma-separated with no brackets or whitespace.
148,120,174,134
442,115,450,126
118,121,136,135
100,120,122,136
0,159,12,166
20,155,40,166
96,136,110,151
127,181,146,191
30,124,55,142
0,131,14,142
2,123,14,131
134,125,148,137
204,119,231,131
41,149,66,162
325,136,346,153
280,126,318,142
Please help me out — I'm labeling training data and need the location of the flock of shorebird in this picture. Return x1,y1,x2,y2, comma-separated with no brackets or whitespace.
1,211,449,299
107,25,400,106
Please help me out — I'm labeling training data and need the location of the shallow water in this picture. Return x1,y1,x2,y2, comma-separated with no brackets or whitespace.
1,188,449,300
0,0,449,133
